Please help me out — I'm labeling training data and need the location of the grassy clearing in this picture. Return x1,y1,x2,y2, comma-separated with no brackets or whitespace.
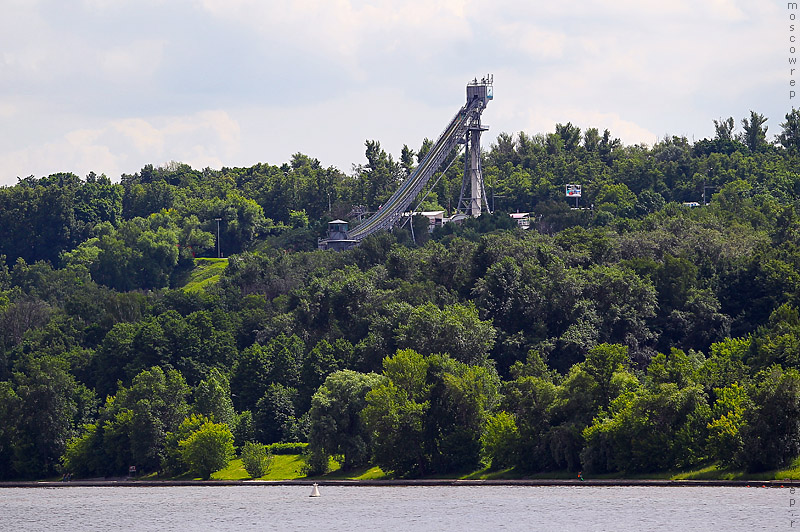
211,455,386,481
674,457,800,481
262,455,307,480
316,465,387,480
182,258,228,293
207,455,800,482
211,459,249,480
773,457,800,480
463,467,568,480
212,455,307,480
585,460,800,482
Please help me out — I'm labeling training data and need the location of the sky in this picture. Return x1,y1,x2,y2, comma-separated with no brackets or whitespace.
0,0,792,186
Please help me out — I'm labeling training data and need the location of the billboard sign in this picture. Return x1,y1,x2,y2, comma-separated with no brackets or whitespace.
566,184,581,197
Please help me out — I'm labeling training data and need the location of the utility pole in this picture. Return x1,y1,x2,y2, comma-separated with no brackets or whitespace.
214,218,222,258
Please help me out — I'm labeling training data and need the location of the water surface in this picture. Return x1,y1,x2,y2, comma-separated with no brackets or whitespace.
0,485,787,531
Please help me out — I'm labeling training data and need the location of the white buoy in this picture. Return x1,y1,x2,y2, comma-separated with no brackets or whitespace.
310,483,320,497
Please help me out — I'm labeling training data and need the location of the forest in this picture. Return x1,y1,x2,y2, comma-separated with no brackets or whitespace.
1,108,800,480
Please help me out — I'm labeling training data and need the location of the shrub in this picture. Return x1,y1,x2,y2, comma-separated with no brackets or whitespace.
266,442,309,455
481,411,520,469
163,414,209,476
302,449,330,476
179,421,235,479
241,441,273,479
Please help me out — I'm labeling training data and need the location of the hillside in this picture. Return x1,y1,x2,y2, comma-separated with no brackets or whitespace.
1,111,800,480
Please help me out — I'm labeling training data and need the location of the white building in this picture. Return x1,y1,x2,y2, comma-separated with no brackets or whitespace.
509,212,531,229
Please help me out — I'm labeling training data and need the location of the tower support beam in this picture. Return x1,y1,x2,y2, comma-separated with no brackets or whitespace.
457,75,493,217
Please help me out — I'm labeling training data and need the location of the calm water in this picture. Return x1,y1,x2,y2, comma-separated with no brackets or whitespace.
0,485,789,531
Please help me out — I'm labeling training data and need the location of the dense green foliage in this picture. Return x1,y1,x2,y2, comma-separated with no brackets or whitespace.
307,370,384,473
240,441,273,478
179,420,235,479
2,110,800,479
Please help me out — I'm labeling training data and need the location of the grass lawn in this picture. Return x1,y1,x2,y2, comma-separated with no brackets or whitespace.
211,454,387,481
181,258,228,293
207,455,800,482
315,465,387,480
667,458,800,481
212,455,308,480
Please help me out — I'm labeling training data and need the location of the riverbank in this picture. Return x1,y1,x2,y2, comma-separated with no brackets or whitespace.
0,478,793,488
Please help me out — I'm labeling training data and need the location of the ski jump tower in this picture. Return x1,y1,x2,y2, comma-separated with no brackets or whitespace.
456,76,493,217
319,76,493,251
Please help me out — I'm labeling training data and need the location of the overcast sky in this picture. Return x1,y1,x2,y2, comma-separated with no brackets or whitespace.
0,0,791,186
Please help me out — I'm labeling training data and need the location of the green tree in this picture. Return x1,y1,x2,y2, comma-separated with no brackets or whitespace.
581,265,657,363
664,289,731,353
99,367,190,475
179,420,235,479
231,333,305,413
696,337,751,394
748,304,800,370
654,255,698,314
11,355,92,478
288,209,309,229
161,413,209,476
739,366,800,471
646,348,703,388
480,411,520,469
240,441,273,478
361,379,426,477
706,383,750,467
555,122,582,152
594,183,637,218
581,383,710,473
308,370,384,472
357,140,402,209
230,342,273,412
394,302,496,365
86,219,181,291
301,338,345,408
254,383,300,444
714,117,735,141
0,381,21,479
61,423,104,478
400,144,416,176
363,350,499,477
193,368,235,426
777,108,800,154
500,376,559,471
231,410,255,448
582,343,629,408
739,111,769,152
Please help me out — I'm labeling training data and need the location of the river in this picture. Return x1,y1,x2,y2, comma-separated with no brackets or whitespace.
0,485,789,531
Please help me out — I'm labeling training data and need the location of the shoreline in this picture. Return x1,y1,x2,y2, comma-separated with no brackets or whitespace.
0,478,792,488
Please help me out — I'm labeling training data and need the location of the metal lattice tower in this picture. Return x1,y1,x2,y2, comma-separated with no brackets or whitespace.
457,75,493,217
319,76,493,250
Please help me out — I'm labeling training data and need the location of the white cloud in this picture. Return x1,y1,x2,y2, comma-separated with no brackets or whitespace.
198,0,362,70
0,110,242,182
704,0,748,22
498,23,567,60
0,0,788,186
113,119,166,155
0,103,17,119
99,40,166,82
0,131,120,181
197,0,472,77
229,86,454,172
